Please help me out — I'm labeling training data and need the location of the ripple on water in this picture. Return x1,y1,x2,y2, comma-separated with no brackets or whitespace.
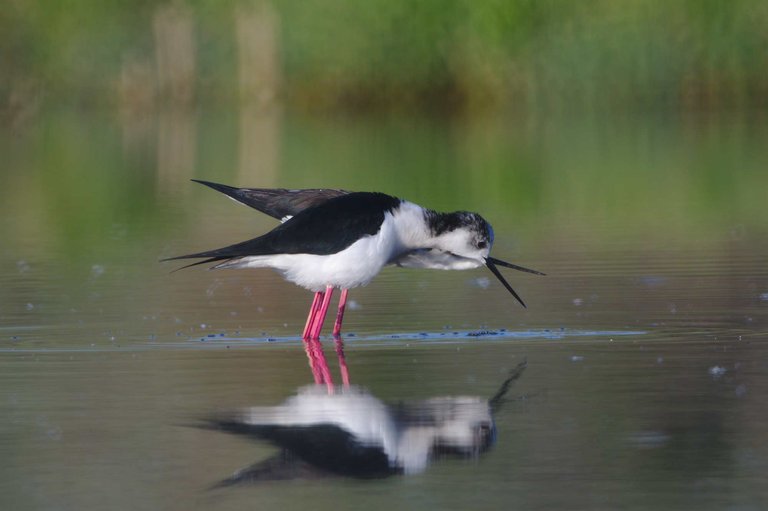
0,327,647,353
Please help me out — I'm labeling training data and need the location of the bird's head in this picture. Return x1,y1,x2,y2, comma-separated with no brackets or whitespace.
427,210,545,307
429,211,494,267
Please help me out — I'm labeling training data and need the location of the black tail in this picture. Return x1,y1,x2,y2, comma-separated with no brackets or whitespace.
161,256,228,272
160,225,280,272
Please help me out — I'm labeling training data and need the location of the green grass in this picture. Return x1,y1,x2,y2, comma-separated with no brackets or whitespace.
2,0,768,112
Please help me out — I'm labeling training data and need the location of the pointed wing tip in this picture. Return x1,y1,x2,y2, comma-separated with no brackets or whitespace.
191,179,242,194
191,178,227,189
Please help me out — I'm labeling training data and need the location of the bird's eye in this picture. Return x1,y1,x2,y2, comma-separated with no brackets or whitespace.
477,241,487,249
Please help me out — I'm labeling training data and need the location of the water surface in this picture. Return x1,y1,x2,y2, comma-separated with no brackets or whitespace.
1,109,767,510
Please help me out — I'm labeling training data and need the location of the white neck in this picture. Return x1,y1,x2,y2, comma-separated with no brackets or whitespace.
391,201,435,250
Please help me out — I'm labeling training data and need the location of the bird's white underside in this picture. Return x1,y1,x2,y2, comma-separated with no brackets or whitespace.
238,385,491,474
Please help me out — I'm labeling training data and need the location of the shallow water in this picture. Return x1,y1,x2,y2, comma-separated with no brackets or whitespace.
1,109,767,510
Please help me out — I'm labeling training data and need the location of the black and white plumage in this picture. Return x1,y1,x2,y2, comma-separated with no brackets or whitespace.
164,180,543,339
201,362,527,484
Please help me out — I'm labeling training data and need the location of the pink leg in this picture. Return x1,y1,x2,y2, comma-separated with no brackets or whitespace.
306,336,334,390
303,337,324,385
309,285,334,339
333,334,350,386
332,288,349,337
301,288,338,392
302,291,324,339
301,291,333,387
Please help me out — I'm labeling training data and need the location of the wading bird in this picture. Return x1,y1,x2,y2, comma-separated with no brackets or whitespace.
164,180,543,339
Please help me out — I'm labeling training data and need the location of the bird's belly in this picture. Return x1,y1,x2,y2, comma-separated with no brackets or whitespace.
238,233,395,291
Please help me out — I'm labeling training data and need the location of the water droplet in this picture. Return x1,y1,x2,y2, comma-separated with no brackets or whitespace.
708,366,727,378
472,277,490,289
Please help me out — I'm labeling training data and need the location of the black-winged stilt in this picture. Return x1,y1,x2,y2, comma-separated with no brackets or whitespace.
164,180,543,340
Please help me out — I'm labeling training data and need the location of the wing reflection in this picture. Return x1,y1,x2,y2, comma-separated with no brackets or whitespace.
203,362,526,485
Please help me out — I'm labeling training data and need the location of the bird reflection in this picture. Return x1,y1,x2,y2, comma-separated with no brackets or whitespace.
202,361,526,485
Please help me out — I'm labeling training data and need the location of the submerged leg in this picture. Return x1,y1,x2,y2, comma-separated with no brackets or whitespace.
302,291,333,387
305,336,334,390
333,334,350,386
311,286,335,392
302,287,337,392
332,288,349,337
303,337,324,385
330,290,351,384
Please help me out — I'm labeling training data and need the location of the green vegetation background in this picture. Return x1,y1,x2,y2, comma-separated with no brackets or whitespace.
3,0,767,112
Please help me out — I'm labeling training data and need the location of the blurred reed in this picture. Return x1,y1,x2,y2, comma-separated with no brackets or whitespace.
235,1,281,106
1,0,767,116
153,2,197,105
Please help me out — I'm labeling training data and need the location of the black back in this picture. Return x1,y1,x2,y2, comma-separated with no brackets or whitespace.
166,192,402,261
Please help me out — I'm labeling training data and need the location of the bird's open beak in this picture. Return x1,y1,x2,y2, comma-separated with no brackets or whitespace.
484,256,545,308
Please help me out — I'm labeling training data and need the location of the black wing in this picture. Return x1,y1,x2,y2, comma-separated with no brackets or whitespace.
212,453,331,486
203,419,394,479
192,180,349,219
163,192,402,264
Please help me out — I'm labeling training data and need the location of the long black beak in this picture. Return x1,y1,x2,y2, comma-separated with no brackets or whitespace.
485,256,545,308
